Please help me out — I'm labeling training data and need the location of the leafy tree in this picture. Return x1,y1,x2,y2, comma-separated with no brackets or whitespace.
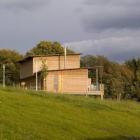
40,60,48,90
126,58,140,100
81,55,134,100
0,49,23,86
26,41,75,56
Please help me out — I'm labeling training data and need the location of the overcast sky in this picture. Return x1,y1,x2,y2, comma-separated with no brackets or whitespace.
0,0,140,61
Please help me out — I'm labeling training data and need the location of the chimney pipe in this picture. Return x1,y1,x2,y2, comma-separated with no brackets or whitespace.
64,47,67,69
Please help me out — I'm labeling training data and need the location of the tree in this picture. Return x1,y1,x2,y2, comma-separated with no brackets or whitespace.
40,60,48,90
0,49,23,86
81,55,134,100
126,58,140,100
26,41,75,56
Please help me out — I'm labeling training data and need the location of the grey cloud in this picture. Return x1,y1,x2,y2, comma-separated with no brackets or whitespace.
0,0,50,11
83,13,140,31
64,36,140,62
82,0,140,31
85,0,140,7
0,0,139,63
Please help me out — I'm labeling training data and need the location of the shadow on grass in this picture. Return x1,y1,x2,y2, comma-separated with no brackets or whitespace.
86,136,140,140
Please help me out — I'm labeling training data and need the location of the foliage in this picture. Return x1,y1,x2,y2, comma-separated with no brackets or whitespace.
0,49,23,86
126,58,140,100
40,60,48,79
81,55,134,100
26,41,75,56
40,59,48,90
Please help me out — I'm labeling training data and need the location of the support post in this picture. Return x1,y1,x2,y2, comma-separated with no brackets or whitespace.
101,93,104,100
96,67,99,91
100,66,103,86
3,64,5,88
35,61,38,91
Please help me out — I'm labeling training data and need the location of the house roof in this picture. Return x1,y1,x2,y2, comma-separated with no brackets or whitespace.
18,53,81,63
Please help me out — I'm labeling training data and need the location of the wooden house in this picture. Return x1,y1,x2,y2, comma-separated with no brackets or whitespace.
19,54,104,98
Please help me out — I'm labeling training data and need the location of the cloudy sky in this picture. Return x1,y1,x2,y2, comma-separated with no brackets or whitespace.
0,0,140,61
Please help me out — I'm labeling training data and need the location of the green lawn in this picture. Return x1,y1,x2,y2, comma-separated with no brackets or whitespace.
0,87,140,140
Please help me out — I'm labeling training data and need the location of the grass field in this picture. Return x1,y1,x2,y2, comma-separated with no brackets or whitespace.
0,87,140,140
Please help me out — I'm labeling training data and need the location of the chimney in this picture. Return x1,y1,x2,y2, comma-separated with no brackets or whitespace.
64,47,67,69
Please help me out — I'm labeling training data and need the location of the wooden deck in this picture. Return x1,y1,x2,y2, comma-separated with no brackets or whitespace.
65,90,104,100
87,90,104,100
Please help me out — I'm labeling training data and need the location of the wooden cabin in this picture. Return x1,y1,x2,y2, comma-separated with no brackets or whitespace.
19,54,104,98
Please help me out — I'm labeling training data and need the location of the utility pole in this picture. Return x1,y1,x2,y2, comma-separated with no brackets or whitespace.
96,66,104,91
101,66,103,86
35,60,38,91
96,67,99,91
3,64,5,88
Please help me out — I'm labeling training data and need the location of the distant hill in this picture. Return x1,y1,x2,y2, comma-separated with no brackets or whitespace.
0,87,140,140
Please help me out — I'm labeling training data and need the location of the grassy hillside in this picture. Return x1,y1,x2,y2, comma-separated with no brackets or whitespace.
0,87,140,140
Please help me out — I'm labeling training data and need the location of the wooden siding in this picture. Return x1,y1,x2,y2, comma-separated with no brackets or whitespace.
20,69,94,94
19,54,92,94
46,69,89,93
33,55,80,74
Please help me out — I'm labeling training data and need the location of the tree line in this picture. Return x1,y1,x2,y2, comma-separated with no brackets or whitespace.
0,41,139,100
81,55,140,101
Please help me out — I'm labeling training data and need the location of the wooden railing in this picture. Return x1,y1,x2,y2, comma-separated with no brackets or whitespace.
87,84,104,100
